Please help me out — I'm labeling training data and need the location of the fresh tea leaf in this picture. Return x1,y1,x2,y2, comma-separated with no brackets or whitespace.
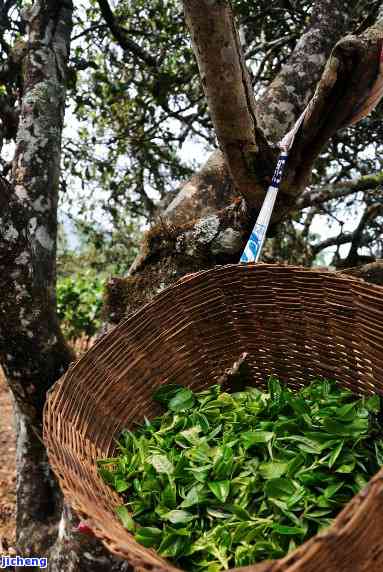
100,378,383,572
259,461,288,480
208,480,231,503
149,454,174,475
134,527,162,547
115,506,135,532
169,388,195,412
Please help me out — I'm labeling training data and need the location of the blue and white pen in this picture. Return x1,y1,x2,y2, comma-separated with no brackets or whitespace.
240,152,289,263
240,108,307,264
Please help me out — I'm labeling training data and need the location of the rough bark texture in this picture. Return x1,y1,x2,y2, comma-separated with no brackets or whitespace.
255,0,355,143
297,171,383,210
111,198,251,323
183,0,277,208
121,6,382,322
0,2,128,569
0,1,74,555
163,150,235,225
282,22,383,200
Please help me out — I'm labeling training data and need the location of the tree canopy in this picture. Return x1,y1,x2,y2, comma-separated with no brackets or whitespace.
59,0,383,267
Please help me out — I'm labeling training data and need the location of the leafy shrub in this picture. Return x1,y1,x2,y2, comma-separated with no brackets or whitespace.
57,273,104,340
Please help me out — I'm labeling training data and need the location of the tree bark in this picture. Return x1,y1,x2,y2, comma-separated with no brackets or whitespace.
0,1,74,555
0,3,141,568
183,0,277,209
119,6,383,322
255,0,355,143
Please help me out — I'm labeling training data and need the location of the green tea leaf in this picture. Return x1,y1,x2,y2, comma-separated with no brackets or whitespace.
163,510,195,524
328,441,344,468
169,388,195,412
153,384,184,405
268,377,282,405
115,478,129,493
100,378,383,571
272,524,305,535
149,454,174,475
115,506,135,532
365,394,381,413
336,461,355,474
212,445,234,479
206,508,231,519
265,478,295,499
158,533,190,557
242,431,275,449
208,480,231,503
336,402,356,420
134,527,162,547
180,485,208,508
324,482,344,499
161,482,177,508
259,461,288,480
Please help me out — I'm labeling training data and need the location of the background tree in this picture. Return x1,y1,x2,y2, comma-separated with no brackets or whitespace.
0,0,382,570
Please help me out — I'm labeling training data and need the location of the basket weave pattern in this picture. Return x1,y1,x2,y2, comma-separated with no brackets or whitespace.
44,264,383,571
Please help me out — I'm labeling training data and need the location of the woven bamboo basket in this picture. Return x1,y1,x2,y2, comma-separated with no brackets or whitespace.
44,264,383,572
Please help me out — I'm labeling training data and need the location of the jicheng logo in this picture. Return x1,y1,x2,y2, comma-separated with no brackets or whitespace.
0,555,48,568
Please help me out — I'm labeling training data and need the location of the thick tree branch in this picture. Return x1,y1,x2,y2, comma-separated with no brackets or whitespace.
165,0,354,229
311,203,383,257
183,0,277,209
163,149,237,226
282,22,383,204
113,198,252,321
256,0,354,143
297,171,383,209
131,8,383,288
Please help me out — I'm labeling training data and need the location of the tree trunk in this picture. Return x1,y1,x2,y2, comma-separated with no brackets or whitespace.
0,0,74,557
0,2,143,568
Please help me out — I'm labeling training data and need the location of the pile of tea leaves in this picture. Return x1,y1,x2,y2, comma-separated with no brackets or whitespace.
99,379,383,571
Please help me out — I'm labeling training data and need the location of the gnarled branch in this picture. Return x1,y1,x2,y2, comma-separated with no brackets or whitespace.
183,0,277,209
165,0,354,228
298,171,383,209
256,0,354,143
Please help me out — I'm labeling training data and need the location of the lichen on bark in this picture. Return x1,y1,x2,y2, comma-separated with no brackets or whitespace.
0,0,75,562
255,0,355,143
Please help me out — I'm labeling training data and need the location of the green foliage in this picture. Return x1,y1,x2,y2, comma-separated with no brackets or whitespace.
57,272,104,340
55,218,141,341
99,378,383,570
